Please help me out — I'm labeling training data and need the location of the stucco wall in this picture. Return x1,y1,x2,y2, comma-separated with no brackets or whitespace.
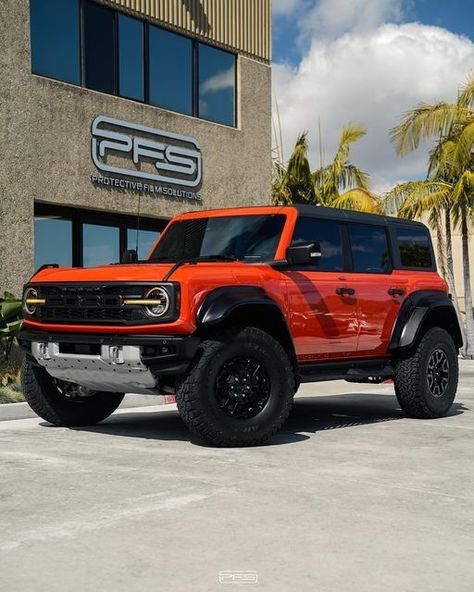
0,0,272,295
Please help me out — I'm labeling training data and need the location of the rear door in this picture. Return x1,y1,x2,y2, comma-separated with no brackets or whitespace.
284,216,359,362
344,222,407,357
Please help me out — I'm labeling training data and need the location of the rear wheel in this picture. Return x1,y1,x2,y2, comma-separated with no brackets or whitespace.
175,326,295,447
21,359,125,426
394,327,458,419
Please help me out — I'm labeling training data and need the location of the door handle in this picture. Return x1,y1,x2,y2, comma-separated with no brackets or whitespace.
336,287,355,296
388,287,405,296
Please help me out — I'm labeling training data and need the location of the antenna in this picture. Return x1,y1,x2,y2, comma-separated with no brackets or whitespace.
135,191,142,255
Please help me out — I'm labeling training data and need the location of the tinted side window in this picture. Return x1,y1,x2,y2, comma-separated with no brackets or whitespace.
149,26,193,115
84,1,116,94
349,224,391,273
291,218,344,271
396,226,433,268
118,14,144,101
30,0,81,85
198,43,236,126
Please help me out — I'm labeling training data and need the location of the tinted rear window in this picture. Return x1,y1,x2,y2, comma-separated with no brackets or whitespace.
396,226,433,268
349,224,391,273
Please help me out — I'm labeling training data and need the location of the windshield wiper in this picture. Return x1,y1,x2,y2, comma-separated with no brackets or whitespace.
162,255,238,281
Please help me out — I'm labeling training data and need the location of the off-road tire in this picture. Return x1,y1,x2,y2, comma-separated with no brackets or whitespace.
175,326,295,447
21,359,125,426
394,327,458,419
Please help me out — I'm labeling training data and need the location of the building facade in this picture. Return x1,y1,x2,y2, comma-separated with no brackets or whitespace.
0,0,272,296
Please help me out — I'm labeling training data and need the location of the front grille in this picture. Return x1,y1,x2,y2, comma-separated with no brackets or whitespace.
31,284,150,325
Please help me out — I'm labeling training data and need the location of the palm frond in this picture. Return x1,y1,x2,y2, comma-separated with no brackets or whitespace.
384,181,452,220
451,171,474,226
331,188,382,214
458,72,474,110
390,102,459,156
454,121,474,170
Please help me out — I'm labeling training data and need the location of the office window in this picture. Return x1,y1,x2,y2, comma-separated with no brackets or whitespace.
118,15,144,101
29,2,237,126
127,228,160,260
84,1,116,94
396,226,433,268
148,27,193,115
34,216,73,270
349,224,391,273
83,224,120,267
199,44,236,126
291,217,344,271
30,0,80,84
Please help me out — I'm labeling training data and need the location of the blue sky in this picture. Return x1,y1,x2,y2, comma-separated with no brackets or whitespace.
273,0,474,64
272,0,474,192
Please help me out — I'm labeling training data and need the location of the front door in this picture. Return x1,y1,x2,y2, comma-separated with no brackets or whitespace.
285,217,359,362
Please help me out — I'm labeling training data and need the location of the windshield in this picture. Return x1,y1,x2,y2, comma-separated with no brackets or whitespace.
149,214,286,262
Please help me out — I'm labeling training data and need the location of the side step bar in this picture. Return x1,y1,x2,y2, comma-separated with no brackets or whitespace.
298,358,394,384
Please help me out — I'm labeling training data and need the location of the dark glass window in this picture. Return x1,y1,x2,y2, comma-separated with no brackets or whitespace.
118,15,144,101
149,26,193,115
349,224,391,273
151,215,285,262
291,217,344,271
83,224,120,267
30,0,80,84
84,2,116,94
34,217,72,270
127,228,160,260
199,43,236,126
396,226,433,268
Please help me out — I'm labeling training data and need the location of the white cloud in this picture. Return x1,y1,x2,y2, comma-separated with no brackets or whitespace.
273,23,474,193
201,66,234,94
301,0,405,39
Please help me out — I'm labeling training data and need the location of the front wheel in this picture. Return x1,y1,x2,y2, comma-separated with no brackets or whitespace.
394,327,458,419
22,359,125,426
175,327,296,447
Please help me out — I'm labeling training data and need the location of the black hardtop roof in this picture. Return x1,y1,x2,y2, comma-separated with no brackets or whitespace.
294,205,427,228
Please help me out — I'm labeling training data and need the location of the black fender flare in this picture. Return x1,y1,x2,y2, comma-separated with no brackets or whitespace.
196,286,297,365
389,290,463,353
197,286,284,327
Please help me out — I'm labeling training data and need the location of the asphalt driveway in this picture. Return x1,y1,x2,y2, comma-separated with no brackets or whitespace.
1,363,473,592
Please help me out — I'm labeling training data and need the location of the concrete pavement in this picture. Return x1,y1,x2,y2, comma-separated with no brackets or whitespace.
1,362,474,592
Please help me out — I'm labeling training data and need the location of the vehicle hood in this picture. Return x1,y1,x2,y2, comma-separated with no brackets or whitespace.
28,264,176,284
27,261,267,285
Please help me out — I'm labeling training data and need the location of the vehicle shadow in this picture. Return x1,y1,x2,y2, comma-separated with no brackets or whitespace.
67,393,468,447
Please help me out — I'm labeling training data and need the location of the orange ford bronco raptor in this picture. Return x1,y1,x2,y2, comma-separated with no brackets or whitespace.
19,206,462,446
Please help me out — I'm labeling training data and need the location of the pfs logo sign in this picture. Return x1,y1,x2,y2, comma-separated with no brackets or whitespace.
91,115,202,189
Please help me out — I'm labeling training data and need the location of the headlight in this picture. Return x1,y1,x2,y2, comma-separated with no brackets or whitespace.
143,287,170,318
23,287,44,315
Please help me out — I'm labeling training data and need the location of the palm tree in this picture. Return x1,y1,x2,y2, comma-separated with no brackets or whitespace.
273,124,381,213
389,75,474,357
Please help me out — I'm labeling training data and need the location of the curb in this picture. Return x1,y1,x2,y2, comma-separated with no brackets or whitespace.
0,393,176,422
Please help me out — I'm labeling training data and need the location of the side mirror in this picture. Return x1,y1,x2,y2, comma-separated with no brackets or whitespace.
121,249,138,264
286,242,321,266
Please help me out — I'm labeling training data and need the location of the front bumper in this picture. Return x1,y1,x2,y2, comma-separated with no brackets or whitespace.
18,329,200,394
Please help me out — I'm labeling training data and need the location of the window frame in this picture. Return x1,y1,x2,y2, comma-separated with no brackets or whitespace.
34,203,167,269
29,0,238,127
